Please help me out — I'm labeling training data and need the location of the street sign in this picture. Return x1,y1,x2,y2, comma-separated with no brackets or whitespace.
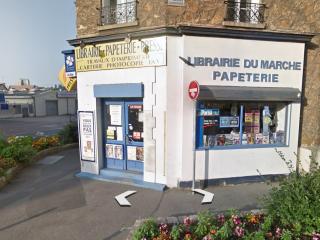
58,66,77,92
188,81,200,101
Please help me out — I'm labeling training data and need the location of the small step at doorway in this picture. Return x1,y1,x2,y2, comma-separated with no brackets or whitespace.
76,168,166,192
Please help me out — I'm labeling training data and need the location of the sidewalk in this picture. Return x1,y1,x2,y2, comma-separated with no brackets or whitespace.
0,148,272,240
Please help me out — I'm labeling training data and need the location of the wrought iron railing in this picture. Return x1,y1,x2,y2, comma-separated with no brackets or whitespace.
224,1,266,24
100,1,137,25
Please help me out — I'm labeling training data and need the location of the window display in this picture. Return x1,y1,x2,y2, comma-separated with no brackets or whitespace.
127,104,144,142
196,101,287,148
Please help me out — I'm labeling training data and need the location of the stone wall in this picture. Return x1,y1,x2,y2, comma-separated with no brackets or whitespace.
75,0,320,148
265,0,320,147
76,0,100,37
75,0,225,38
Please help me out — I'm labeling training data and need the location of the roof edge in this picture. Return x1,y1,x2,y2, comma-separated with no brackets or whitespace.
68,26,314,47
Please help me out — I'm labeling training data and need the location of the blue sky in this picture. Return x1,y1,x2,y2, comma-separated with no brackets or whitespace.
0,0,76,87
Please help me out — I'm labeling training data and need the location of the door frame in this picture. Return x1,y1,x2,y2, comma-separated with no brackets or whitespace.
103,99,144,172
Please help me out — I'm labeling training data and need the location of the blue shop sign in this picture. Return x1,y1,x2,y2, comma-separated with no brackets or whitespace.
62,50,76,77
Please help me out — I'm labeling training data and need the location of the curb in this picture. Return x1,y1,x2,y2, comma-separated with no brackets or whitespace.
0,143,78,190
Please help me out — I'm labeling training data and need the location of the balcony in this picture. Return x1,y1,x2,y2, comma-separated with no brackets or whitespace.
100,1,137,27
223,1,266,28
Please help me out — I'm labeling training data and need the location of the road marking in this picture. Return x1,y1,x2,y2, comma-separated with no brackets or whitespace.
115,191,137,207
192,189,214,204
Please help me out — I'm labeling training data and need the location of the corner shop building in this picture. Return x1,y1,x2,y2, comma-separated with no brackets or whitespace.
73,27,311,188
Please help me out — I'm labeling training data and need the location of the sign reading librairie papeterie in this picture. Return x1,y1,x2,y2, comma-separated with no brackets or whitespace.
168,0,185,6
75,37,166,72
79,111,95,162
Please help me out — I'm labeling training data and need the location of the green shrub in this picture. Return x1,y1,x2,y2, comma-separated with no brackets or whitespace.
1,145,36,164
263,170,320,237
132,218,159,240
170,224,185,240
194,211,214,238
0,157,17,170
58,123,78,144
0,132,8,152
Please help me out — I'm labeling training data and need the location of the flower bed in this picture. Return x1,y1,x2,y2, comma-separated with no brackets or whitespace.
0,123,79,188
131,211,320,240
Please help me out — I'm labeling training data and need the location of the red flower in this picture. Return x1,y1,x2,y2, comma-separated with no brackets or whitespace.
183,217,192,226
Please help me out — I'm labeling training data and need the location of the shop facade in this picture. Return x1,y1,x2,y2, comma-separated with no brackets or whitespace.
73,28,310,188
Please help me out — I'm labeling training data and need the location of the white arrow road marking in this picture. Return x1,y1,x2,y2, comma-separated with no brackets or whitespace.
115,191,137,206
192,189,214,204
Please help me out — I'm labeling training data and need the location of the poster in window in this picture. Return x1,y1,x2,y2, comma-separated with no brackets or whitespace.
114,145,123,160
106,144,115,158
116,127,123,141
106,126,116,140
262,134,269,144
224,134,234,145
203,117,219,127
247,133,255,144
219,116,239,128
208,135,216,147
253,110,260,126
199,108,219,116
129,105,142,110
232,133,240,145
127,146,137,160
245,112,253,123
138,112,144,122
136,147,144,161
133,132,141,140
109,105,122,125
255,133,263,144
216,135,226,146
79,112,95,161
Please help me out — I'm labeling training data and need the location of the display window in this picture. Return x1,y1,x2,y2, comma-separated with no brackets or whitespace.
196,101,288,149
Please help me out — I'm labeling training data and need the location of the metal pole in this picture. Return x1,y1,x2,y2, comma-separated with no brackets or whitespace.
192,101,196,191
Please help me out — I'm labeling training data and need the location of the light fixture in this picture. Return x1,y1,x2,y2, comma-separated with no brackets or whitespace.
179,56,195,67
139,39,150,55
79,40,85,49
124,34,132,44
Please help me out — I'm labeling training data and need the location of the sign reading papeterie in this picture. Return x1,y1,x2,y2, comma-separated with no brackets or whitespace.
75,36,166,72
188,80,200,101
79,111,95,162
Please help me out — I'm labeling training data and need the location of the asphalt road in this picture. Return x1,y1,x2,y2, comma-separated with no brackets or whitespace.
0,148,272,240
0,116,75,137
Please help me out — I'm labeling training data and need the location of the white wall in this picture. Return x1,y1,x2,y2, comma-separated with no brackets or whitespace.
76,35,306,188
173,36,305,183
76,66,168,184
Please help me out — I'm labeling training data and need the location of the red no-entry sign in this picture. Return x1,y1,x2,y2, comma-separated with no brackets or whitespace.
188,80,200,101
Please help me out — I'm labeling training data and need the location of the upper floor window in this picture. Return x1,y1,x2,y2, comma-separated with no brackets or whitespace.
101,0,137,25
224,0,266,24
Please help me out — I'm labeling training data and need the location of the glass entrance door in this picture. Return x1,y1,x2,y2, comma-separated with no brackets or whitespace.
104,100,144,172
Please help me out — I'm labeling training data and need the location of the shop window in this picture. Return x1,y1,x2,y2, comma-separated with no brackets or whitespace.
101,0,137,25
196,101,288,149
224,0,265,24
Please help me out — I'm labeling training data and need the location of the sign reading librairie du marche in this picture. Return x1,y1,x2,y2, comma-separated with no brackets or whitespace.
168,0,185,6
75,36,166,72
